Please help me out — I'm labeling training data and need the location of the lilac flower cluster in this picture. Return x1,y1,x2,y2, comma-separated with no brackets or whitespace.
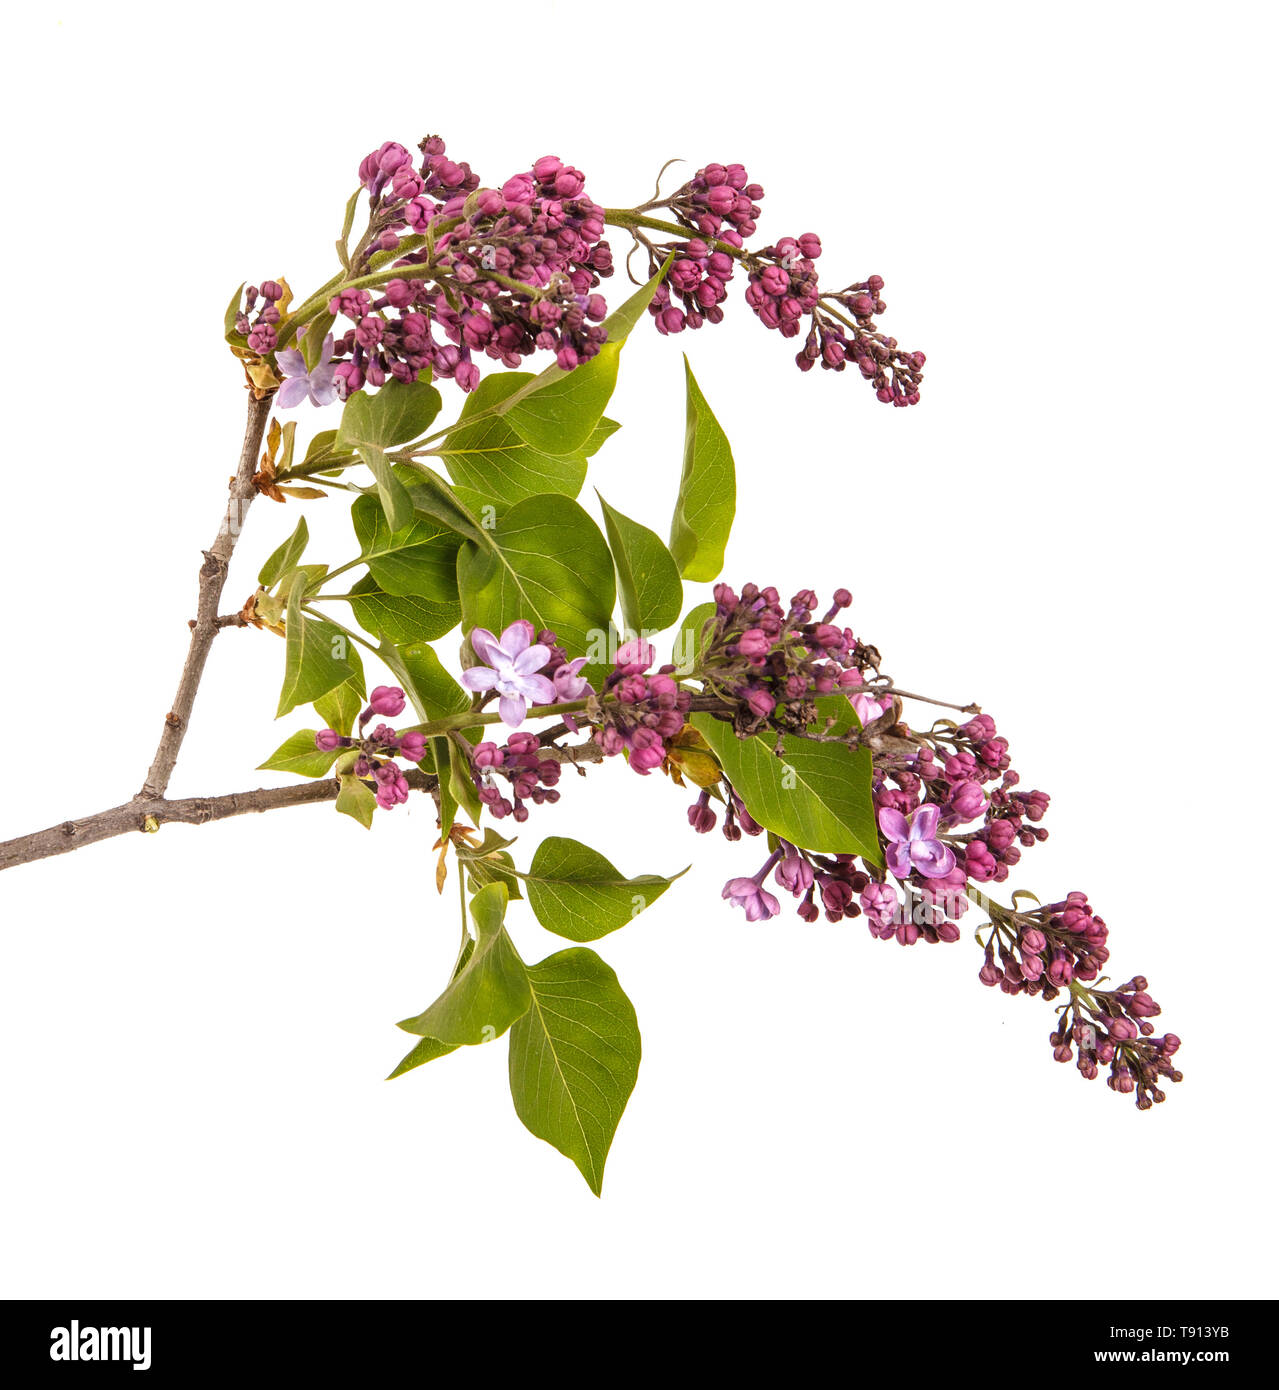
470,732,563,824
314,686,427,810
1047,974,1182,1108
592,639,693,775
237,281,286,357
322,137,614,395
696,581,869,736
686,579,1181,1106
637,161,925,405
856,710,1050,944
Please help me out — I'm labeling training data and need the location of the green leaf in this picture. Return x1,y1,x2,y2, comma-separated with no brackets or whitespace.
447,736,483,828
335,772,377,829
347,574,459,644
522,836,687,942
691,698,882,865
386,937,474,1078
438,371,589,507
387,1034,456,1077
259,516,309,589
339,381,444,529
357,444,414,533
257,729,340,778
313,679,364,738
379,638,471,721
223,281,245,341
456,494,616,662
507,947,641,1196
277,575,362,718
338,378,443,450
397,883,531,1045
405,467,489,545
673,601,716,678
442,437,588,508
350,492,461,600
303,428,341,464
302,312,337,372
585,417,621,455
669,357,736,582
500,342,621,456
597,492,683,637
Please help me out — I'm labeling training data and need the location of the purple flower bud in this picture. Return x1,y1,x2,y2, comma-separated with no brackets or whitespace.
315,729,342,752
398,731,427,763
1020,926,1048,955
947,780,986,823
368,686,407,717
1127,991,1160,1018
687,792,717,834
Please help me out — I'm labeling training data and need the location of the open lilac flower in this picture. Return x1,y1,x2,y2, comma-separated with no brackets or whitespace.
552,656,591,701
275,333,338,408
460,621,556,727
879,804,956,881
722,874,781,922
723,849,783,921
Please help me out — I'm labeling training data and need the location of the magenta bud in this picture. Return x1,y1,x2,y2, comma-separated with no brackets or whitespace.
315,729,342,752
398,731,427,763
1127,991,1160,1018
368,686,406,717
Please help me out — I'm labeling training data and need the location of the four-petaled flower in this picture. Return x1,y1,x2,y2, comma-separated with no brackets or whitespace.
276,334,338,408
722,875,781,922
879,804,956,880
460,621,556,727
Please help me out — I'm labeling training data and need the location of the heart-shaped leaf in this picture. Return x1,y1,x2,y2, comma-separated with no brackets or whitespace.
521,836,687,942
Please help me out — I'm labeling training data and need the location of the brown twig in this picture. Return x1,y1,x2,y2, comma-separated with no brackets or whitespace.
0,770,439,874
139,393,273,799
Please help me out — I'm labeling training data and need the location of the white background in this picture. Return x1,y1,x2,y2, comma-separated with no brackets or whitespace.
1,2,1274,1299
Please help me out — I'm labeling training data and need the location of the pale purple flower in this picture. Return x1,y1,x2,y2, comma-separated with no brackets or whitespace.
553,656,591,701
460,620,556,727
276,333,338,408
879,803,956,881
722,875,781,922
552,655,592,733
